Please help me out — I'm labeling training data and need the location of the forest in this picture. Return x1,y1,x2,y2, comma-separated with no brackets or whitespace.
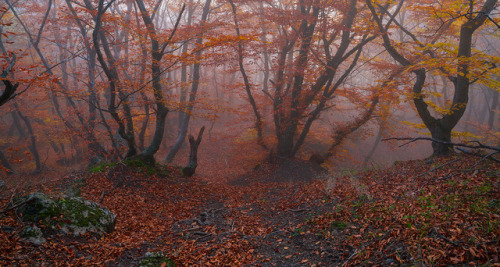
0,0,499,265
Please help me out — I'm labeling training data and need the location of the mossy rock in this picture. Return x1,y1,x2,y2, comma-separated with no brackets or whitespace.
57,197,116,235
140,252,175,267
20,226,46,246
15,192,60,223
15,192,116,244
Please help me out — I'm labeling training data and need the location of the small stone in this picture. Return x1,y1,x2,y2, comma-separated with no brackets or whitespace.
1,225,15,233
20,226,46,246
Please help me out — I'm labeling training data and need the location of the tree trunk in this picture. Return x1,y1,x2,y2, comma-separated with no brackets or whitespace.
14,104,42,173
429,124,453,156
182,126,205,177
229,0,265,148
178,0,194,130
135,0,186,160
0,150,14,174
367,0,497,158
93,0,137,158
488,84,499,131
363,122,383,165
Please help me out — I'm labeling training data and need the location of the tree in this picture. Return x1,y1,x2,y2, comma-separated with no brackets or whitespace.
165,0,210,163
228,0,265,148
93,0,139,159
367,0,499,156
135,0,185,162
262,0,379,160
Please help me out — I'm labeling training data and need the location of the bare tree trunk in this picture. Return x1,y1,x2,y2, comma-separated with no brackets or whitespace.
182,126,205,177
132,4,150,152
259,1,270,96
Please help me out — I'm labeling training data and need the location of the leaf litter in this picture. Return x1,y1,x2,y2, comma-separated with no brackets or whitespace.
0,154,498,266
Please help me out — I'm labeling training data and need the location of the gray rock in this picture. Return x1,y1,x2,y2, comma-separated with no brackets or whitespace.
15,192,116,245
20,226,46,246
1,225,15,233
0,180,4,188
58,197,116,236
15,192,58,223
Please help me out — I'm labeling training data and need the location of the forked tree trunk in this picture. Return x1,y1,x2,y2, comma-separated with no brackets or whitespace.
182,126,205,177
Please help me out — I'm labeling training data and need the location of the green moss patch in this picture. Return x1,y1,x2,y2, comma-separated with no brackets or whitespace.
140,252,175,267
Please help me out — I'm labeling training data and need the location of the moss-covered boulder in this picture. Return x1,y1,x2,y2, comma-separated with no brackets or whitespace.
15,192,116,244
57,197,116,235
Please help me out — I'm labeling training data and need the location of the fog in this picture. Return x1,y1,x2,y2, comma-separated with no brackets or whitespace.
0,0,498,178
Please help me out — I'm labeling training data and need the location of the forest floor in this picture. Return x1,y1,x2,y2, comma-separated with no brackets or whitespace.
0,153,498,266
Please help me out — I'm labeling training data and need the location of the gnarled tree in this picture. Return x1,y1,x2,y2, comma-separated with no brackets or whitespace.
367,0,498,156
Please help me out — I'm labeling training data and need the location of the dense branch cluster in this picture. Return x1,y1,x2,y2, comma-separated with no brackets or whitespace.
0,0,498,173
